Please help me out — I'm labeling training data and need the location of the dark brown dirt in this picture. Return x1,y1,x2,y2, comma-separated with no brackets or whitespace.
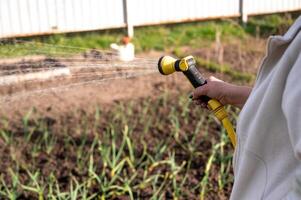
0,68,189,120
0,44,260,120
0,92,234,199
0,49,236,122
0,44,265,199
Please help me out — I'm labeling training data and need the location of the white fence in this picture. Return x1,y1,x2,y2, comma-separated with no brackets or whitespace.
0,0,301,38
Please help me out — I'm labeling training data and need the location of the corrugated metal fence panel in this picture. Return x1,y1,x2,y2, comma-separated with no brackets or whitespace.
1,0,301,38
0,0,125,38
244,0,301,15
129,0,240,26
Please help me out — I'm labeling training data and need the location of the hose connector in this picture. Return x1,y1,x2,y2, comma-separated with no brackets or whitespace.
208,99,228,121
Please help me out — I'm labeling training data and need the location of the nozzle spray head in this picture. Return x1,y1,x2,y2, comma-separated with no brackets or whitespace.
158,56,177,75
158,56,191,75
157,55,207,88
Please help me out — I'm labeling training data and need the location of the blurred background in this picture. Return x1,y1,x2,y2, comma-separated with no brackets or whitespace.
0,1,300,200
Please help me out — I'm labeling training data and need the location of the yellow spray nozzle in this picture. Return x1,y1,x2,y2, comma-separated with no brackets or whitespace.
157,55,237,148
158,56,177,75
158,55,192,75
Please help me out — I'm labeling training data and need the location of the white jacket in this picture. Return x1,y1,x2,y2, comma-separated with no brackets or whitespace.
230,16,301,200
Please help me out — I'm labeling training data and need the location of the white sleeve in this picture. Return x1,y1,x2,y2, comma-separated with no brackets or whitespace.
282,53,301,199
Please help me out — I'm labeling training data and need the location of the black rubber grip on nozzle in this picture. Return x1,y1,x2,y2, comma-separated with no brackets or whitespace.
183,64,211,102
174,60,181,71
183,64,206,87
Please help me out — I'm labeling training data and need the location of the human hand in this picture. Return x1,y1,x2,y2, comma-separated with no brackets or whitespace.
191,76,252,109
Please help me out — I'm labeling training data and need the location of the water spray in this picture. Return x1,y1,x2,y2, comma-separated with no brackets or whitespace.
0,39,159,102
158,55,236,148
